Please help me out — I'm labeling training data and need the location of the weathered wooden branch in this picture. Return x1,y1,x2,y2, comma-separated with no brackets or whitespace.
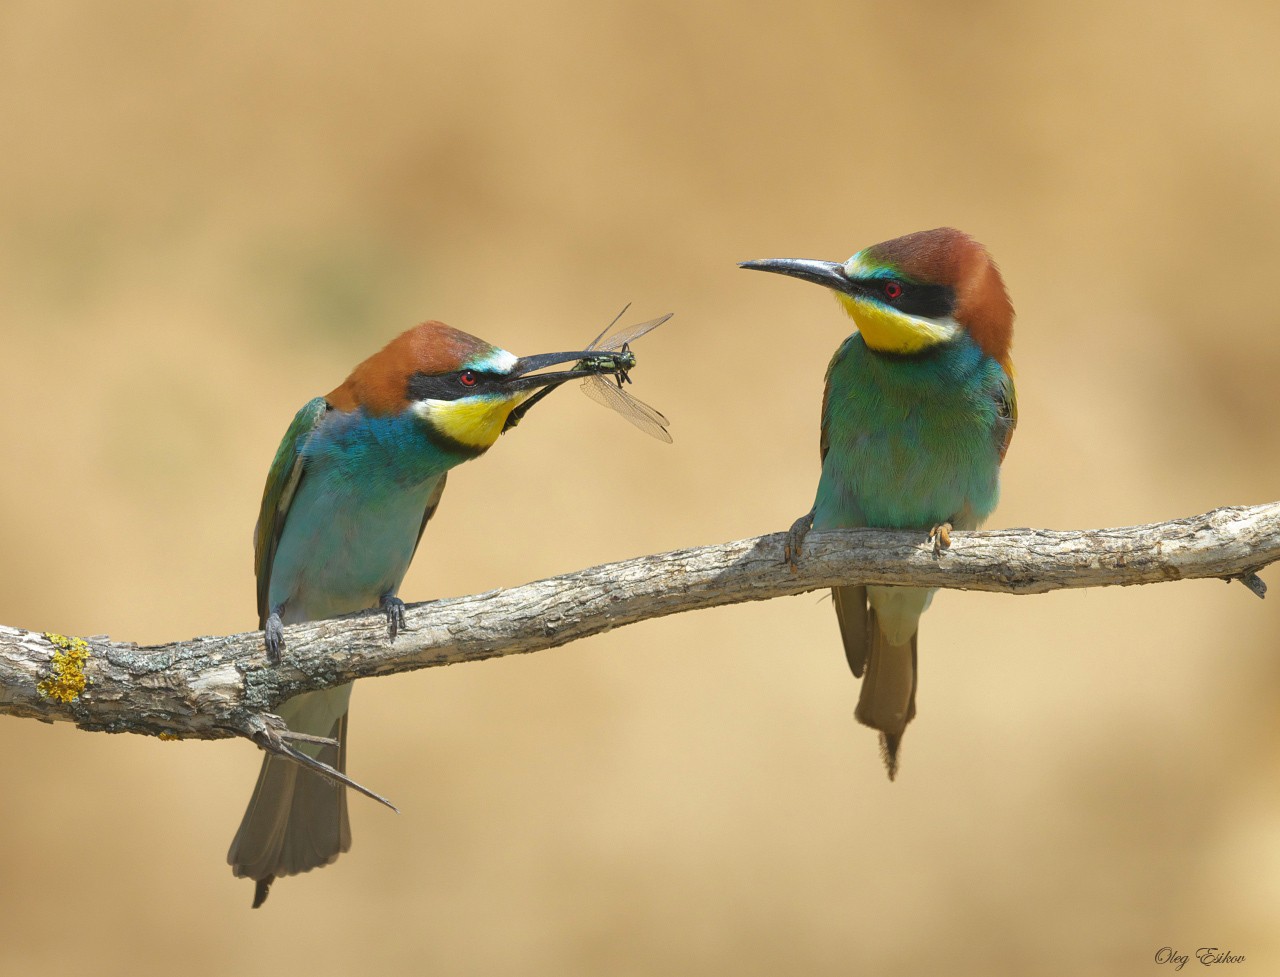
3,504,1276,757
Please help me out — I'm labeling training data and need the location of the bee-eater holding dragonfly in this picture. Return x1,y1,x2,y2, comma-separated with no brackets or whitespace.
229,317,664,906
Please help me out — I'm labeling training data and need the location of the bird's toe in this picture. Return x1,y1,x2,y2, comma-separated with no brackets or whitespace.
380,595,408,641
784,511,815,572
928,522,953,556
264,613,285,663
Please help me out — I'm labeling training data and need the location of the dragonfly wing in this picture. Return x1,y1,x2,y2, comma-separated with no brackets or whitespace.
588,313,673,353
581,376,672,442
586,303,631,351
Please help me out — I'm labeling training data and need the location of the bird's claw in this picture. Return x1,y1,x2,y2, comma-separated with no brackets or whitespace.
381,595,408,641
928,522,953,556
264,612,285,663
784,511,815,573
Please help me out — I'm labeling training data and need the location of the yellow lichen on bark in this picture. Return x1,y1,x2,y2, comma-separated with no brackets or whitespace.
37,633,92,703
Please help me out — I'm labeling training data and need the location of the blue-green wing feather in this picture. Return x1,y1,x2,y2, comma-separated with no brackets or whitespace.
408,472,449,564
254,396,330,627
818,359,872,677
995,367,1017,461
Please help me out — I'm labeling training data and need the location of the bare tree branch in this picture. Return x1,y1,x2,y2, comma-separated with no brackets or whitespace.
3,503,1277,751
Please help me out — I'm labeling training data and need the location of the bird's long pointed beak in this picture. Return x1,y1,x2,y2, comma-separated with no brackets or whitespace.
505,349,601,392
739,257,858,297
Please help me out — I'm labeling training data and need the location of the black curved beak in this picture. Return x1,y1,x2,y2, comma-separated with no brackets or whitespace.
501,349,605,434
505,349,602,392
739,258,859,297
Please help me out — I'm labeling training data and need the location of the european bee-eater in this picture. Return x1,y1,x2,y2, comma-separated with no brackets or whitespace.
741,228,1016,779
229,321,624,906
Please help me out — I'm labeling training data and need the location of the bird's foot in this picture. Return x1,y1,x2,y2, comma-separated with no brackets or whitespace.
928,522,952,556
264,611,285,663
784,510,815,573
381,595,408,641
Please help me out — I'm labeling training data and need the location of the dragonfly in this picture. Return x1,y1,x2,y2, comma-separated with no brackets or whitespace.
506,306,673,442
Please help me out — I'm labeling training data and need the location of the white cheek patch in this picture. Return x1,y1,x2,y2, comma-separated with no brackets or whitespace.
908,313,961,344
411,399,438,422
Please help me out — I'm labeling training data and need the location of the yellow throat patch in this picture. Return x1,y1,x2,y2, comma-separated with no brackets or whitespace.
417,393,529,449
835,293,959,355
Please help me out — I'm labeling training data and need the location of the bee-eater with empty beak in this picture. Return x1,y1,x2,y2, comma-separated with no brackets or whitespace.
229,321,619,906
741,228,1016,779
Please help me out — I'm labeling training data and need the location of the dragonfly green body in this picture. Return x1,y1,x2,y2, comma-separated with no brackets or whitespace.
506,309,672,441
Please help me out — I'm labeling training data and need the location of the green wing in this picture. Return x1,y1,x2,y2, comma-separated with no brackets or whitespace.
818,355,835,466
408,473,449,565
254,396,330,628
995,367,1018,462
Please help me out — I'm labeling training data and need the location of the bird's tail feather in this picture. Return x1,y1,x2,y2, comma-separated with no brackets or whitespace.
831,585,869,678
228,694,351,907
833,586,918,780
855,609,918,780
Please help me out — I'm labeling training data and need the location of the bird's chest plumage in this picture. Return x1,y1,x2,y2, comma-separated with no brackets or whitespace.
268,410,460,624
814,335,1007,531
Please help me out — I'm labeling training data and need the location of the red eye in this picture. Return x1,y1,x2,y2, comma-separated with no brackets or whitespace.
884,281,903,300
459,370,477,387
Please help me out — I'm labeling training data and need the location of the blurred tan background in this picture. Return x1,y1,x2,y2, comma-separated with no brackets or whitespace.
2,1,1278,974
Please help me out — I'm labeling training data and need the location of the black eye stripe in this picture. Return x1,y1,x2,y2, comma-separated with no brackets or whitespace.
854,279,956,319
406,370,503,402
